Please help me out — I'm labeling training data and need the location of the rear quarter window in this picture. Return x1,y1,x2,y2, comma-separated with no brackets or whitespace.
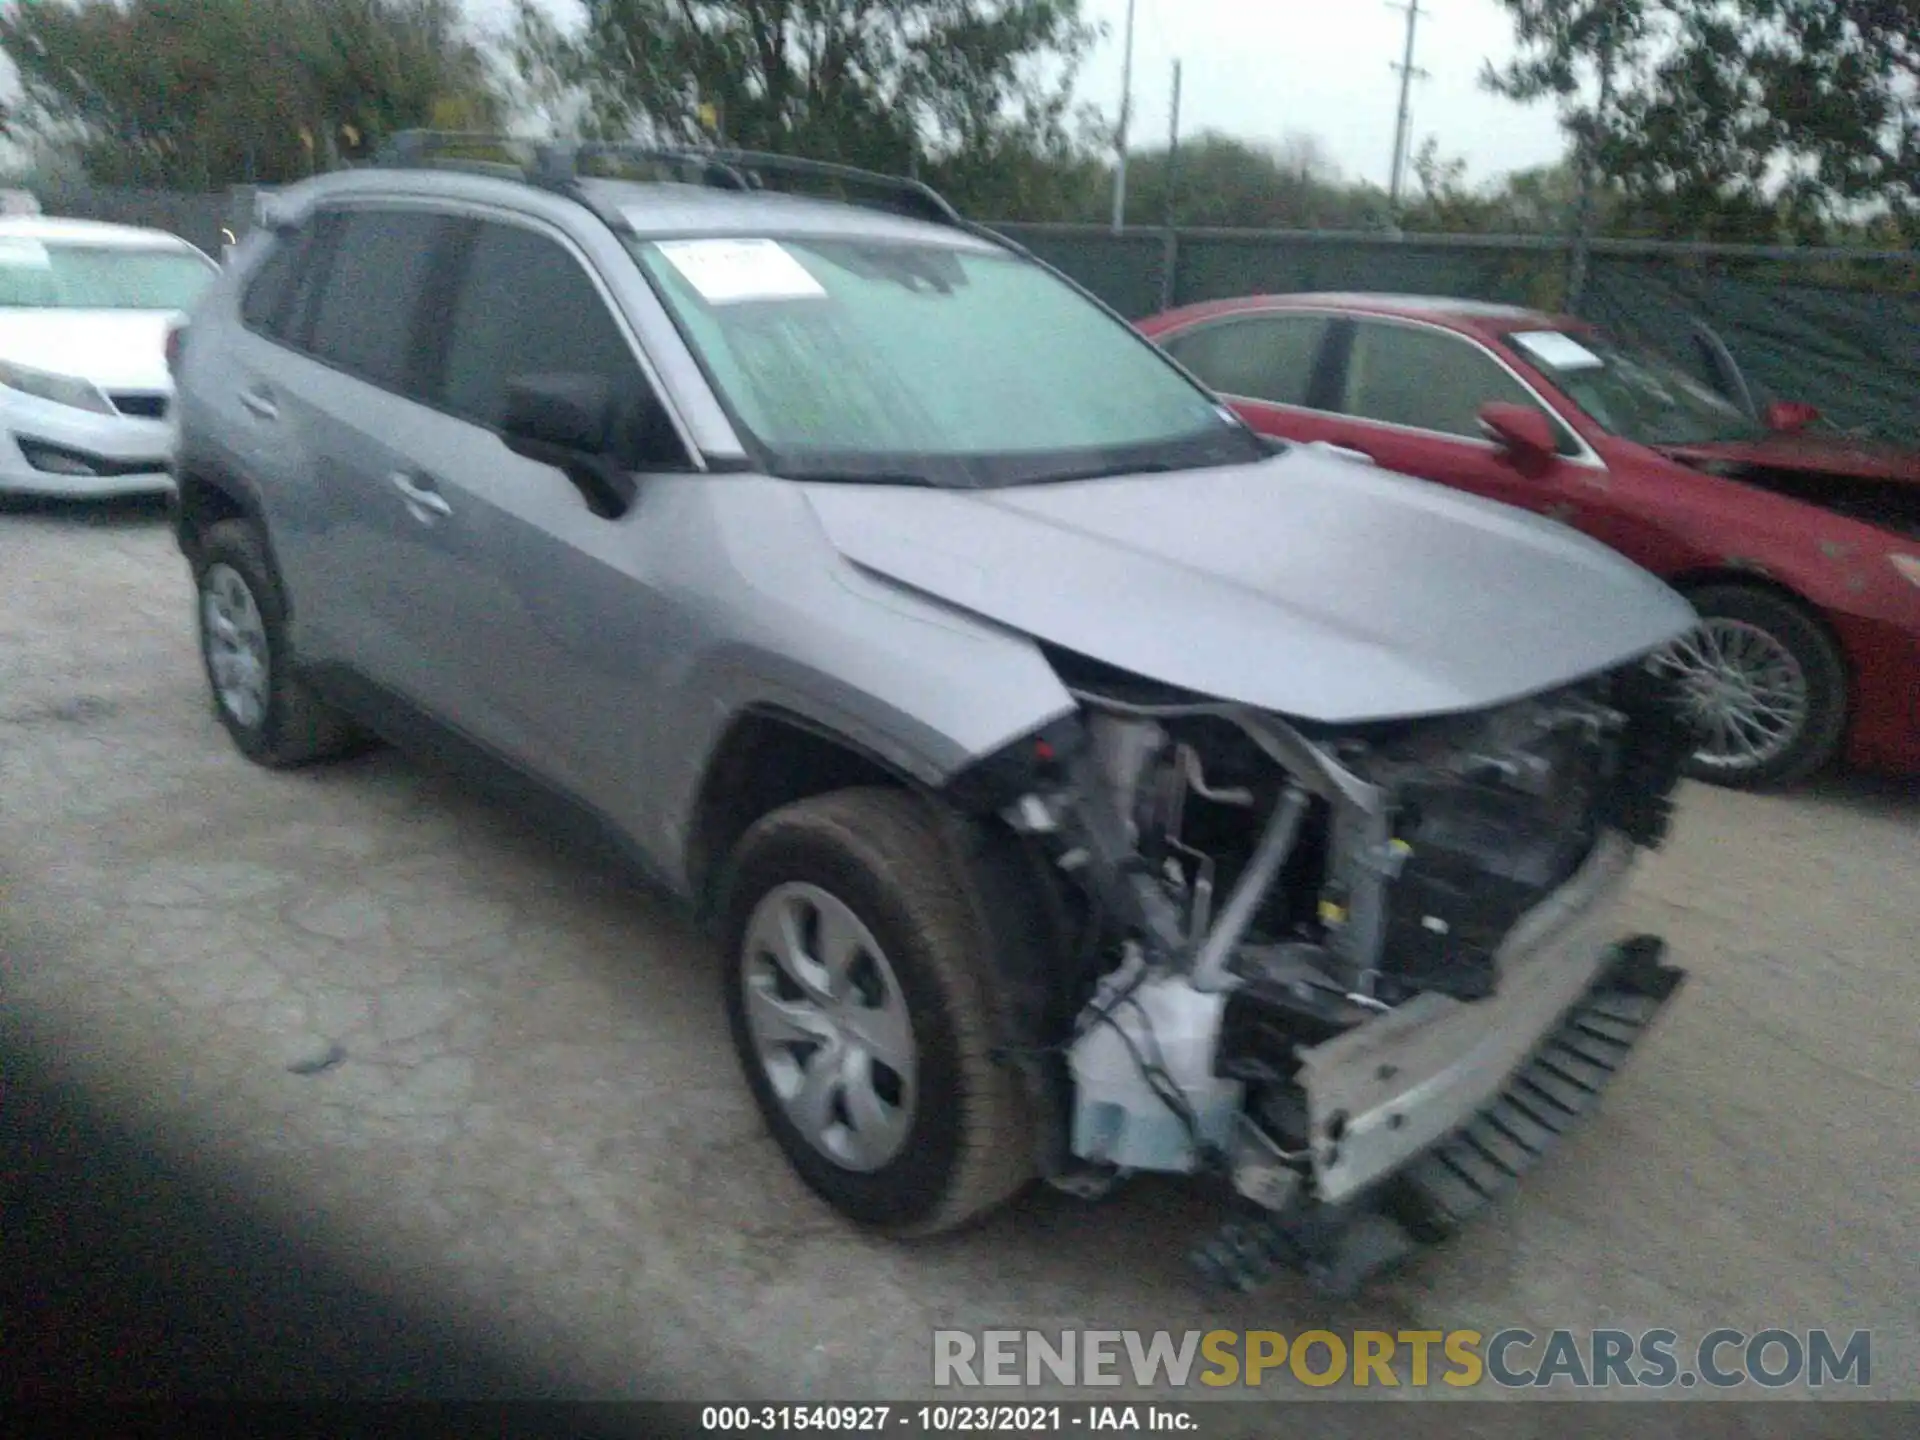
238,226,312,337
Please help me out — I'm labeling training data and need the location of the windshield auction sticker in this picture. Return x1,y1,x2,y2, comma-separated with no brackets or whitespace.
656,237,827,305
1512,330,1605,371
0,238,50,268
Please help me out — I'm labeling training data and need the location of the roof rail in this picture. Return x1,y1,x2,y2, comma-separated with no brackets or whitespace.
374,131,547,173
371,130,969,230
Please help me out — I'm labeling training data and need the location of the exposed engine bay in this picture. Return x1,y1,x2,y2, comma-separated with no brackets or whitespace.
992,650,1692,1292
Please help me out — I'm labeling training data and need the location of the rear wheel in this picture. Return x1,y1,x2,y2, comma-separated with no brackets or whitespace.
717,787,1036,1236
192,520,367,768
1651,583,1848,789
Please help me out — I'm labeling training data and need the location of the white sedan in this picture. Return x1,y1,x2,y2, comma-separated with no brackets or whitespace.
0,215,220,498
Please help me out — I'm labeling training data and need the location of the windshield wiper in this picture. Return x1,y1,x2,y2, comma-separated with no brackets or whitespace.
1010,442,1269,486
781,468,945,487
1013,459,1184,485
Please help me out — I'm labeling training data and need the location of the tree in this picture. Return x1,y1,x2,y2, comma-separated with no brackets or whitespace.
1695,1,1920,224
1395,139,1595,237
0,0,503,187
505,0,1104,218
1486,1,1920,239
1112,132,1386,230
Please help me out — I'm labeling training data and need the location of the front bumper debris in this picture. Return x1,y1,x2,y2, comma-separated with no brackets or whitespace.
1298,830,1641,1207
1190,932,1686,1299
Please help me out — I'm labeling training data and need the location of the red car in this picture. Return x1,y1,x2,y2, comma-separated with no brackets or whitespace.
1137,292,1920,788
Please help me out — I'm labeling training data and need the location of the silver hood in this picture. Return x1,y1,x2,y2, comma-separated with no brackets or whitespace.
801,448,1697,725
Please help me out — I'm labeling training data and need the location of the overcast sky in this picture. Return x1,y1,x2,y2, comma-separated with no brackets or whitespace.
468,0,1570,188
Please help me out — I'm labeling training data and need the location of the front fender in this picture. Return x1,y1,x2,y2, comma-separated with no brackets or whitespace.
649,570,1079,891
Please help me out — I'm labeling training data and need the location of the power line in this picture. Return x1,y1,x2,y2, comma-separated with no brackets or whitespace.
1387,1,1432,212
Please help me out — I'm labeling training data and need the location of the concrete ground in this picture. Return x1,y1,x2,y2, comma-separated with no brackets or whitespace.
2,497,1915,1405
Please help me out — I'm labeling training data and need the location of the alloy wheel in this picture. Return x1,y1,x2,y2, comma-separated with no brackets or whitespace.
1650,617,1811,776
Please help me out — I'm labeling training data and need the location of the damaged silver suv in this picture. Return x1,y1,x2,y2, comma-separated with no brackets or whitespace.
167,135,1698,1296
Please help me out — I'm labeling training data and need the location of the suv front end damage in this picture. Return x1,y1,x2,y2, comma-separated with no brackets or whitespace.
979,655,1692,1297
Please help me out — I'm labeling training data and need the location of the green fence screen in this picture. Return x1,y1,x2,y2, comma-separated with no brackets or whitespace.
996,223,1918,448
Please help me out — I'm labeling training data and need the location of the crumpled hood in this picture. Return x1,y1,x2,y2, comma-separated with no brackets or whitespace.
1660,432,1920,487
0,309,178,391
802,449,1697,725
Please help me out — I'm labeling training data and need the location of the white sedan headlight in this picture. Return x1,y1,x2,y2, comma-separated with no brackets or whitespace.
0,358,116,415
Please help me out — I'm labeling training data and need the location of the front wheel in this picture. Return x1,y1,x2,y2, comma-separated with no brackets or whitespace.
716,787,1036,1237
1650,583,1849,789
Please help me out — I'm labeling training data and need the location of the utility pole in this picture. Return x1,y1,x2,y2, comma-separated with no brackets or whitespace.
1164,58,1183,228
1110,0,1138,232
1567,6,1621,314
1159,58,1183,312
1387,1,1431,213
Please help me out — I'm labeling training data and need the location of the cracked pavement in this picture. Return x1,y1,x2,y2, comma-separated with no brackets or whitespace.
2,497,1915,1403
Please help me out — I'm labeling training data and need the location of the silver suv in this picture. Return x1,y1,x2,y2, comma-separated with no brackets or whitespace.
168,136,1699,1296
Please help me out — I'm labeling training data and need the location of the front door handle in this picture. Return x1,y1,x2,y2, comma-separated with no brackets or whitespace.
389,470,452,519
238,387,278,421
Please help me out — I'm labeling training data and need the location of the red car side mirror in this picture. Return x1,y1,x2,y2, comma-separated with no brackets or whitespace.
1478,402,1559,467
1763,400,1821,434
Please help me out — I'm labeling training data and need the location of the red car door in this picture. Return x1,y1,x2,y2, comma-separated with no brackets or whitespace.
1312,316,1598,519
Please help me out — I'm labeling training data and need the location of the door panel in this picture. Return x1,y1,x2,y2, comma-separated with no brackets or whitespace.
397,216,700,831
375,407,694,836
287,206,474,719
1315,317,1596,516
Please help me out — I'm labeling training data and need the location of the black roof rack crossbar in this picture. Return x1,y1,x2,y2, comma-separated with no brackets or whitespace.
375,131,546,171
615,146,966,226
546,142,756,194
371,130,968,230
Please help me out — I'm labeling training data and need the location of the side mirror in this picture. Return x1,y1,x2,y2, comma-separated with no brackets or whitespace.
500,373,632,517
1478,401,1559,467
503,373,614,456
1763,400,1820,434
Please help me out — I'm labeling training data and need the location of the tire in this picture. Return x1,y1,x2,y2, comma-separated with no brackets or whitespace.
192,519,366,768
1659,582,1849,790
717,787,1037,1237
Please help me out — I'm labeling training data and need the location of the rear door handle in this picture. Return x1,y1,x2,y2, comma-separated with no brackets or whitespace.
389,470,452,518
238,387,278,421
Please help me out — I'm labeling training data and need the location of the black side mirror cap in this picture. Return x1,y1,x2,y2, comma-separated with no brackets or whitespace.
502,373,615,459
500,373,636,518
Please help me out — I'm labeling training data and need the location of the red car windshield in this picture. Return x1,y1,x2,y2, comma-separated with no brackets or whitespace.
1505,327,1764,448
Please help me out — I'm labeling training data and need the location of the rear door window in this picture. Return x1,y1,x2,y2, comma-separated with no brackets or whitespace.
304,207,454,399
1160,314,1331,408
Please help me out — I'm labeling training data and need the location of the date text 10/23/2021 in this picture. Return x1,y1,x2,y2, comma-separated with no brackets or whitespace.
701,1406,1196,1433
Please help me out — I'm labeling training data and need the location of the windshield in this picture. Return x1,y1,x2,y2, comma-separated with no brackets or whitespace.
0,238,217,311
1506,327,1763,447
630,234,1264,486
